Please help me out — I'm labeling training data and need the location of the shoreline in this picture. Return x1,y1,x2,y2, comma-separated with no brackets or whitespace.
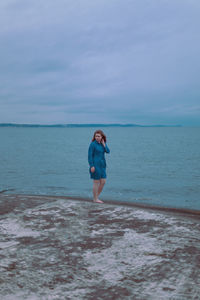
2,192,200,218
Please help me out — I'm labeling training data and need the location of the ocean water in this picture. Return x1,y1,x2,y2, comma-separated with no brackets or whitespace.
0,126,199,210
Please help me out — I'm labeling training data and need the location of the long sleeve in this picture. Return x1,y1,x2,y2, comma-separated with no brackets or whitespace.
88,143,95,167
104,144,110,153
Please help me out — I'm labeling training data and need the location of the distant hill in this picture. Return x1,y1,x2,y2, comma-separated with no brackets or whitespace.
0,123,182,128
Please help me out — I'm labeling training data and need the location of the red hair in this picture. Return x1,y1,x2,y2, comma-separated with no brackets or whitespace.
92,130,107,143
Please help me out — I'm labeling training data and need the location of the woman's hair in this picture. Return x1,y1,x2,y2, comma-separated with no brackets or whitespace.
92,130,107,142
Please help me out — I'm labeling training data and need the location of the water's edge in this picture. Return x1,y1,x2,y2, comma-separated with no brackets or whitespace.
3,192,200,218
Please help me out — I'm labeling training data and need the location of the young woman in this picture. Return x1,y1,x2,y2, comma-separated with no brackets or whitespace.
88,130,110,203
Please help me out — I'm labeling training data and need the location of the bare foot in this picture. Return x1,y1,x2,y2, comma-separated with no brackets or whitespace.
93,199,104,203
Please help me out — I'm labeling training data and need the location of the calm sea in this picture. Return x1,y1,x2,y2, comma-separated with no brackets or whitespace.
0,127,199,210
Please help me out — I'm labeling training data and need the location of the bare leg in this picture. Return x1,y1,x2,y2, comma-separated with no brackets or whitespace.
93,180,100,202
97,179,106,201
93,180,104,203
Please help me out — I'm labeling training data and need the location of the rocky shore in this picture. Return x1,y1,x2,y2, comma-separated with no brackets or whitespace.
0,194,200,299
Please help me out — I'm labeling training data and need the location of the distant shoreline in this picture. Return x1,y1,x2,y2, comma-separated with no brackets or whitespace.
0,123,182,128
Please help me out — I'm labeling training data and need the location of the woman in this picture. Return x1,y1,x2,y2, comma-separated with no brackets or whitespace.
88,130,110,203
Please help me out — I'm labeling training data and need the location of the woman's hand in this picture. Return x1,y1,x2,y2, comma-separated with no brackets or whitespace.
101,139,105,147
91,167,95,173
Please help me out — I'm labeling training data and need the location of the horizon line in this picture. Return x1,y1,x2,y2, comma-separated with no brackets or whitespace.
0,122,184,128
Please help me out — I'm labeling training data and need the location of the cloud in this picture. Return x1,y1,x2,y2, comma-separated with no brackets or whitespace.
0,0,200,124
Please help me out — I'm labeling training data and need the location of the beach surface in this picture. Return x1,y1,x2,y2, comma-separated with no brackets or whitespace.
0,194,200,300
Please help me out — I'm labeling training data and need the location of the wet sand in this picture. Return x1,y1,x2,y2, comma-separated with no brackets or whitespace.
0,194,200,299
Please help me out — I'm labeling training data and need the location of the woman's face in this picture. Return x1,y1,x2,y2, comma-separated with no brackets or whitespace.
95,133,102,143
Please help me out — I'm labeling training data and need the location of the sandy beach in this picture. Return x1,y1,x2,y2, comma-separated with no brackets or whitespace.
0,193,200,300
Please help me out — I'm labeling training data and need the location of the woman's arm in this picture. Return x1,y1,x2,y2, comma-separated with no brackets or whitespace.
88,142,95,167
102,141,110,153
104,144,110,153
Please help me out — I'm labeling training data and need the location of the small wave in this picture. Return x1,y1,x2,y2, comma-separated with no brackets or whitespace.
0,189,15,194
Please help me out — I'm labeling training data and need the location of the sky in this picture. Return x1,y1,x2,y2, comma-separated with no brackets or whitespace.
0,0,200,126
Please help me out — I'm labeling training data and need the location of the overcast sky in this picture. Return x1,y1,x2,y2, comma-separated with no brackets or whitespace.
0,0,200,125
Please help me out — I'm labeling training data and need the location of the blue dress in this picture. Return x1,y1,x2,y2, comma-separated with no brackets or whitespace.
88,140,110,180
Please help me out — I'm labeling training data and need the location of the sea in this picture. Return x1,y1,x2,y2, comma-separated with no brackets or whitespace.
0,126,200,211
